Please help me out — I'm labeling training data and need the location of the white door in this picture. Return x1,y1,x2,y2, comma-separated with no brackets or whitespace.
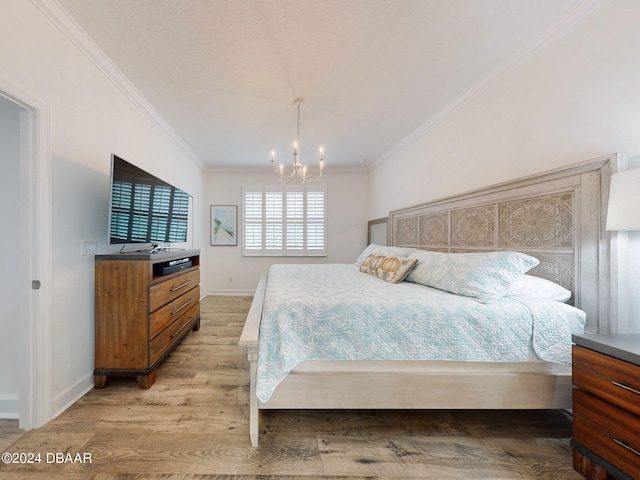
0,96,22,420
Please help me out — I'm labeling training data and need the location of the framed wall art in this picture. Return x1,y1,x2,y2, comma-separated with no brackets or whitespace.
210,205,237,246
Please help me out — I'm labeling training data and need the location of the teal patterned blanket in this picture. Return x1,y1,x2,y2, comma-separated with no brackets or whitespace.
256,264,572,402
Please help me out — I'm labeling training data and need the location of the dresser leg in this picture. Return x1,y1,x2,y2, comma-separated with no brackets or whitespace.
136,369,157,389
573,449,617,480
193,318,201,331
94,375,107,389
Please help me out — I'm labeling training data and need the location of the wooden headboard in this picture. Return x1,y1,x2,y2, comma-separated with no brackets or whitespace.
389,154,620,334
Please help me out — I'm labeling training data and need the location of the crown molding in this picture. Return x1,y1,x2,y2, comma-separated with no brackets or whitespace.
205,165,368,176
31,0,203,170
373,0,611,168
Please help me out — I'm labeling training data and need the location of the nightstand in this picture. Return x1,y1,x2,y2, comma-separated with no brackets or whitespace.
571,334,640,480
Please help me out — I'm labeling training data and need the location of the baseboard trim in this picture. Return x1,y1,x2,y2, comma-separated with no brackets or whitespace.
0,394,20,419
53,373,93,419
203,289,255,297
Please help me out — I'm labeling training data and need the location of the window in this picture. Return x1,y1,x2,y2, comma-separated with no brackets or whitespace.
242,186,327,256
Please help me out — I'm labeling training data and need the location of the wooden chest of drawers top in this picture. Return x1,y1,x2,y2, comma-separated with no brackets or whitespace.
572,334,640,366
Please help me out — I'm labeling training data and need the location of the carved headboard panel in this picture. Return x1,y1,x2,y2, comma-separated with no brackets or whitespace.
389,154,619,333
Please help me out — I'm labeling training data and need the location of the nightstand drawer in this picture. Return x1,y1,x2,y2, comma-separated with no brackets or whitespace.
573,345,640,417
573,389,640,480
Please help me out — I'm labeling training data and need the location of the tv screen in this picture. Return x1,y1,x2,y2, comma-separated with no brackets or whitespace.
108,154,190,245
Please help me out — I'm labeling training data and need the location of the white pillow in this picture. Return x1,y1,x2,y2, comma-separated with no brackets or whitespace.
505,274,571,302
355,243,417,267
405,250,539,303
553,301,587,335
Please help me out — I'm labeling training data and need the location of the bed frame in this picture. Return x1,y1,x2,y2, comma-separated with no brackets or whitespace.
239,154,619,447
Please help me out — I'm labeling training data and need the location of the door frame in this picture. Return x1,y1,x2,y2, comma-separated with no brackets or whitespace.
0,81,53,430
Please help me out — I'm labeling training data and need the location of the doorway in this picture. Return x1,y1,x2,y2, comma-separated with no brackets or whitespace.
0,86,52,430
0,96,21,421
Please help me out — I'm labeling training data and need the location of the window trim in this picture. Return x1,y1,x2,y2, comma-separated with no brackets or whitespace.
242,185,327,257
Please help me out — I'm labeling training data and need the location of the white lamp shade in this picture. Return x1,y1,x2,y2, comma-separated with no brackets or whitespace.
606,168,640,231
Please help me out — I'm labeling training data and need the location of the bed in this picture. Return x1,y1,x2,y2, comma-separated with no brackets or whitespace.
239,154,619,447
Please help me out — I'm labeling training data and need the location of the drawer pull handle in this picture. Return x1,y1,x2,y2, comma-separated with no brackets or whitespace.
170,317,193,339
613,439,640,458
611,381,640,396
171,298,193,315
170,279,193,292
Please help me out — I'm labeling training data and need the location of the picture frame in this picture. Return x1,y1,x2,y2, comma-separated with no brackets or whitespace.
210,205,237,246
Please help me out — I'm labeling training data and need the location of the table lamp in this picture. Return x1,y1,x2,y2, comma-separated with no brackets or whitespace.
606,167,640,231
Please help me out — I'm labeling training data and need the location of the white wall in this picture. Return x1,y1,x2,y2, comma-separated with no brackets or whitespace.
0,97,21,417
202,168,369,294
0,0,204,421
369,0,640,332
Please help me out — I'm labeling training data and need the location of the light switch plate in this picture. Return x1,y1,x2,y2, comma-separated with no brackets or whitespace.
81,240,97,255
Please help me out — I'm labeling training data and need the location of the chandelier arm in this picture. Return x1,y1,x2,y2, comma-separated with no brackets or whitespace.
301,171,323,183
271,157,298,176
279,175,296,185
302,165,323,178
273,167,298,181
272,162,305,184
273,163,324,184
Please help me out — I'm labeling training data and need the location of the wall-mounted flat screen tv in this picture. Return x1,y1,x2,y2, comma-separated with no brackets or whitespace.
108,154,190,245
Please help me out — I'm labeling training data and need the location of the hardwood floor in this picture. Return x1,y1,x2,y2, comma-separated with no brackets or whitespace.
0,295,583,479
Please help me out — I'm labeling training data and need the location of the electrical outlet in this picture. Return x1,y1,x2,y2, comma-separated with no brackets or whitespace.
81,240,97,255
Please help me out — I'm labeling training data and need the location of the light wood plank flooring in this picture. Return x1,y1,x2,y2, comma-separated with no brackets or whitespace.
0,295,583,479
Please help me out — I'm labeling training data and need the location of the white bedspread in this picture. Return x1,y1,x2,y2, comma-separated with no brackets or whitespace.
256,264,573,402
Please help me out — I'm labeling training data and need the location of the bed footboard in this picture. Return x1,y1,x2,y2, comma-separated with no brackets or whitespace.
239,273,267,447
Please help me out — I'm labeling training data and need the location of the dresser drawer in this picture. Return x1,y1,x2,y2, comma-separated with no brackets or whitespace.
573,345,640,417
149,301,200,366
149,285,200,339
149,269,200,313
573,389,640,479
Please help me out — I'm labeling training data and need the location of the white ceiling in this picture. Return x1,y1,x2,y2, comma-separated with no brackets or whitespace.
57,0,585,169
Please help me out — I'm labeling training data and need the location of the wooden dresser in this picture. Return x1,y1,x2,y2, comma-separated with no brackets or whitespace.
94,249,201,389
572,334,640,480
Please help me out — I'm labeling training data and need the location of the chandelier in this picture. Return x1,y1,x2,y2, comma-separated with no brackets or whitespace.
271,98,324,184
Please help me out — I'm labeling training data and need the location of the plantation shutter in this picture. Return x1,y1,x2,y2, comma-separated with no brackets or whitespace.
242,186,327,256
265,189,283,252
306,189,326,251
243,190,263,251
286,189,304,251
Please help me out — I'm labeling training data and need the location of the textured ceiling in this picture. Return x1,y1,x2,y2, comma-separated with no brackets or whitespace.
57,0,585,169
